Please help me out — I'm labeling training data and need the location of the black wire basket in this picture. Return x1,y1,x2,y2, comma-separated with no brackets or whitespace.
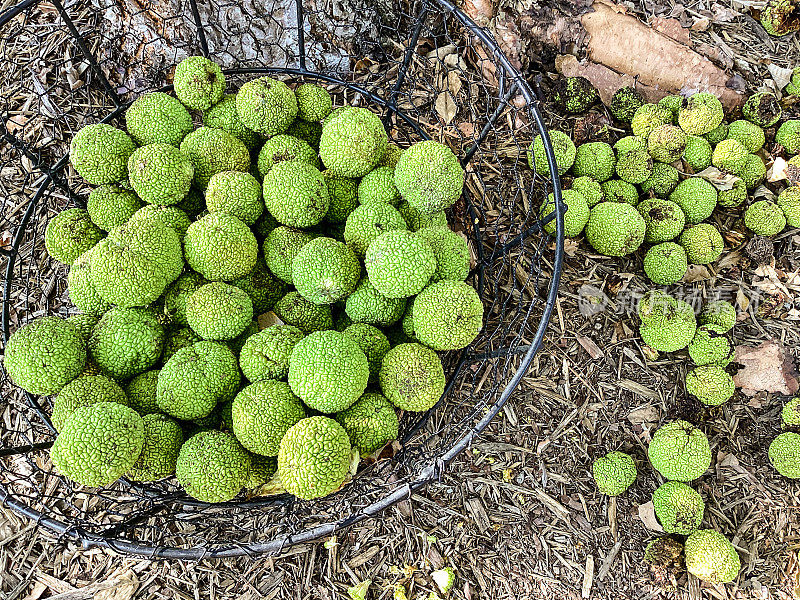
0,0,564,559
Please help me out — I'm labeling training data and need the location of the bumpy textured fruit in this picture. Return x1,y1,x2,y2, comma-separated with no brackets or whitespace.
88,307,164,380
292,237,361,304
712,138,748,174
69,123,135,185
125,370,159,415
640,162,680,198
162,327,202,364
760,0,800,34
397,201,448,232
127,204,191,240
206,170,263,225
727,119,765,153
528,130,576,176
413,280,483,351
680,223,724,264
614,148,652,184
777,186,800,228
699,300,736,332
686,364,735,406
232,379,306,456
653,481,704,535
668,177,717,224
236,77,298,137
173,56,224,110
239,324,304,382
640,298,696,352
342,323,391,384
163,272,206,326
742,92,781,128
394,140,464,213
128,413,184,482
379,343,445,411
176,430,251,502
682,135,713,171
377,142,404,168
740,154,767,190
638,198,685,243
286,119,323,151
648,420,711,481
553,76,598,113
357,166,401,205
585,202,646,256
262,161,330,228
344,202,408,257
51,374,127,431
365,230,436,298
540,190,590,237
677,92,724,135
184,212,258,281
87,185,143,231
592,451,636,496
609,86,644,123
257,134,319,177
614,135,647,155
319,107,388,178
416,227,470,282
324,172,360,223
647,124,687,163
643,242,687,285
688,325,733,366
70,248,118,314
231,257,286,315
51,402,144,486
601,179,639,205
273,291,333,333
127,143,194,205
228,319,258,355
784,398,800,427
776,120,800,154
335,392,399,456
67,313,99,343
658,94,682,121
631,104,673,138
638,290,677,324
572,176,604,208
278,416,352,499
180,126,250,189
157,340,240,420
684,530,740,584
705,121,729,144
126,91,192,146
294,83,332,122
246,455,278,488
45,208,103,265
744,200,786,236
288,330,369,413
571,142,615,182
345,277,406,327
186,282,253,340
717,179,747,208
203,93,260,150
769,432,800,478
264,226,317,284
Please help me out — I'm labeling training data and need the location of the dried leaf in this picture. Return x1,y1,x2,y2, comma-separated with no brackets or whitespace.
682,264,712,282
637,501,664,532
435,92,458,125
768,63,795,93
733,340,800,396
693,166,738,190
768,157,788,182
577,335,604,359
627,405,660,425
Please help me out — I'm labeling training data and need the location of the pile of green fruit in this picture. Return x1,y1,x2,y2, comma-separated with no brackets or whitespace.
530,82,799,287
3,56,485,504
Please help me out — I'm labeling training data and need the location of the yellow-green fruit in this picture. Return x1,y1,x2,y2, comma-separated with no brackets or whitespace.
609,86,644,123
273,291,333,333
640,162,680,198
162,327,202,364
776,119,800,154
652,481,704,535
585,202,646,256
257,134,319,178
239,324,304,382
416,227,470,282
344,277,406,327
264,226,317,284
572,176,604,208
638,198,685,243
232,379,306,456
156,340,240,420
294,83,332,121
643,242,687,285
358,166,401,205
202,93,260,150
742,91,781,128
68,248,111,316
67,313,99,343
186,282,253,340
616,148,653,184
591,451,636,496
648,420,711,481
657,94,682,121
364,230,436,298
344,202,408,258
704,121,729,144
163,272,207,326
184,212,258,281
246,455,278,488
278,416,352,499
680,223,724,264
180,126,250,190
727,119,765,153
639,299,696,352
87,185,143,231
394,140,464,213
553,76,598,113
769,431,800,478
51,402,144,487
128,205,191,241
686,364,735,406
682,135,712,171
638,290,677,324
684,530,740,583
342,323,390,384
647,124,687,164
540,189,590,237
69,123,135,185
528,130,576,176
88,306,164,380
777,186,800,228
173,56,225,110
128,413,184,481
235,76,297,137
228,318,258,355
677,92,724,135
572,142,615,182
125,91,192,146
687,325,732,366
125,370,159,416
379,343,445,411
631,104,673,138
176,430,251,502
292,237,361,305
698,300,736,332
177,188,205,219
262,161,330,228
377,142,404,168
319,107,388,178
740,154,766,190
601,179,639,205
717,179,747,208
51,374,128,431
286,119,323,151
412,280,483,351
669,177,717,224
206,170,263,225
323,172,359,223
288,330,369,413
782,398,800,427
44,208,104,266
744,200,786,236
614,135,647,155
712,138,748,174
335,392,398,456
397,201,448,232
231,257,286,315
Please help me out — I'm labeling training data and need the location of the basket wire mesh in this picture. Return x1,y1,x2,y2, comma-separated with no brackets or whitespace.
0,0,565,558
